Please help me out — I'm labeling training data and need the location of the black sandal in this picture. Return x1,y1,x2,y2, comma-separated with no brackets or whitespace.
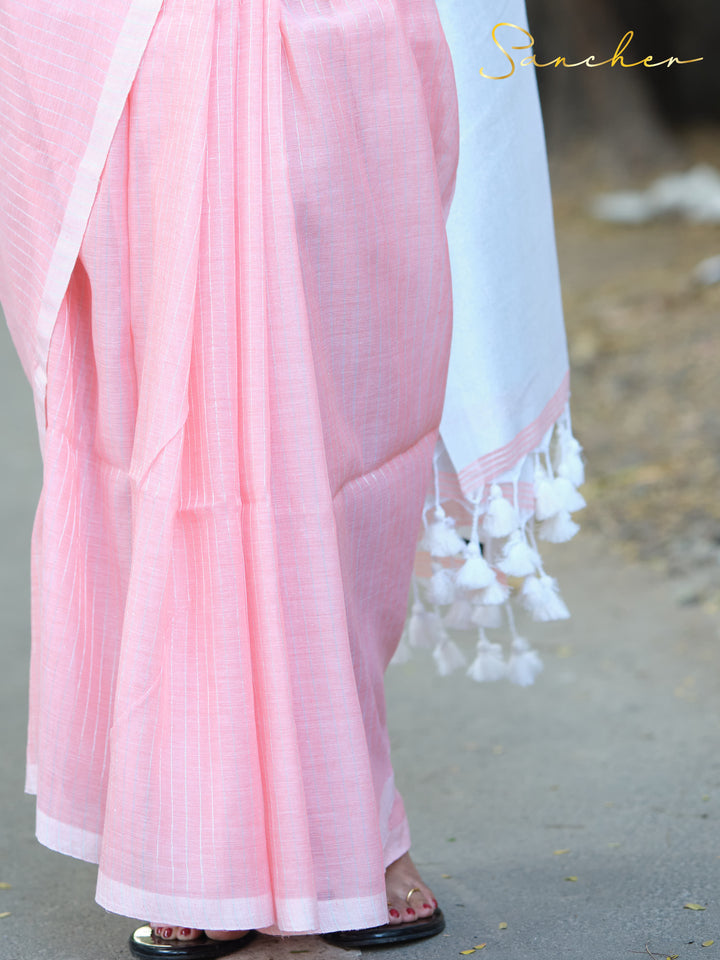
322,907,445,948
129,926,257,959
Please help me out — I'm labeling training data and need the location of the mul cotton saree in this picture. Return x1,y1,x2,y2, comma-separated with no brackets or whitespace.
0,0,583,936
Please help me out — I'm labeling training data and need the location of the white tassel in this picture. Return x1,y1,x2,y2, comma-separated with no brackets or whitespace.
466,631,508,682
534,467,562,521
470,602,503,629
407,600,440,649
497,530,541,577
521,574,570,622
507,636,544,686
455,541,495,590
482,484,519,539
479,578,511,605
390,631,412,665
552,476,587,513
432,635,468,676
420,505,466,557
557,436,585,488
538,509,580,543
426,563,457,605
444,597,476,630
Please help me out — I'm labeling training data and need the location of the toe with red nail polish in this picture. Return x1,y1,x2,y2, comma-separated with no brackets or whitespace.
384,851,439,927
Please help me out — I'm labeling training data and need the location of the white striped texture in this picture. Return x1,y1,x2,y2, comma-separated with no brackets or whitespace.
8,0,460,934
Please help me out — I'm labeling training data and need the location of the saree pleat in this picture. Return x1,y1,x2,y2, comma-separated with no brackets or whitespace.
24,0,459,933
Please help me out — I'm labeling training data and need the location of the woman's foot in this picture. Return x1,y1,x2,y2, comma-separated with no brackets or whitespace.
384,851,438,925
149,926,249,942
150,852,436,938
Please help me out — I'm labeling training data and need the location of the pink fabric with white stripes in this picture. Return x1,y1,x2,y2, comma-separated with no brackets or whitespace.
18,0,459,935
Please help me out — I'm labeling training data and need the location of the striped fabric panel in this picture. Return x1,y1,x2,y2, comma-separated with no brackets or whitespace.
0,0,162,441
17,0,460,934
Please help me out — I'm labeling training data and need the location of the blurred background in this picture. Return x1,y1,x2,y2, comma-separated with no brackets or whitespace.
525,0,720,614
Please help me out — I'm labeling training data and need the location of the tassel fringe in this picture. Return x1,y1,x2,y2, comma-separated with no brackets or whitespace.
470,601,504,629
482,484,519,539
520,573,571,622
456,541,496,590
444,597,475,630
433,633,468,676
420,504,466,557
507,636,544,686
396,404,584,686
426,562,458,605
466,631,508,682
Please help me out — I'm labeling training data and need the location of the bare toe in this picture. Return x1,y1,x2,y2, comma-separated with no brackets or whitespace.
406,885,436,919
150,924,249,942
386,904,404,926
151,925,203,942
385,851,438,924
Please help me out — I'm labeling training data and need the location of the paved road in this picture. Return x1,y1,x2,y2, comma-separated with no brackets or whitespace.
1,320,719,960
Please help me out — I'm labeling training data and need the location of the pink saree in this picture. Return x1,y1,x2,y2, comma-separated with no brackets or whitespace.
0,0,584,937
2,0,459,935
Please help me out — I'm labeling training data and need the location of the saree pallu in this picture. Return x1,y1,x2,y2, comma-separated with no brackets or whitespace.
401,1,584,683
4,0,460,935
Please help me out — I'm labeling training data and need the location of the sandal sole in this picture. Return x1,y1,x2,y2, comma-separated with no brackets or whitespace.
129,925,257,959
321,908,445,948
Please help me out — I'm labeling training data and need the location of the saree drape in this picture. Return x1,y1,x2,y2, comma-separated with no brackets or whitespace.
1,0,460,934
0,0,583,935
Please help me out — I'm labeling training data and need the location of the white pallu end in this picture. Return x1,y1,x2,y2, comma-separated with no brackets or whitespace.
403,1,585,683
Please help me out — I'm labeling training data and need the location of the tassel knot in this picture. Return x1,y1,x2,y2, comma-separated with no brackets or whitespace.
553,475,587,513
470,601,503,629
479,578,511,606
455,540,496,590
482,484,519,539
444,597,476,630
407,600,442,649
507,636,544,686
421,505,466,557
497,530,541,577
467,631,508,682
557,436,585,488
520,574,570,622
534,467,561,521
426,563,457,605
432,633,468,676
538,509,580,543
